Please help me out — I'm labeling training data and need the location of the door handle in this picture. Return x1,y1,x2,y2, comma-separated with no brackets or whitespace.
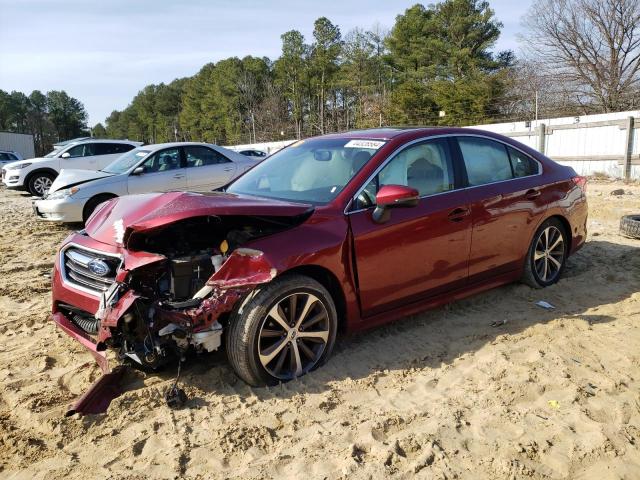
525,189,541,199
223,167,234,172
173,174,185,179
447,207,470,222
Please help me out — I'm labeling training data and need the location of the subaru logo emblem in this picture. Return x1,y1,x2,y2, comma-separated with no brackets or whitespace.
88,259,110,277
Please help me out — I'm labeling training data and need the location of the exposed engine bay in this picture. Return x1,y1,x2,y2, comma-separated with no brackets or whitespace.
55,213,309,411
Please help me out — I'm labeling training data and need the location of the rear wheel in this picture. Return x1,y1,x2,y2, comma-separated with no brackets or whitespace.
27,172,55,197
522,218,568,288
226,274,337,386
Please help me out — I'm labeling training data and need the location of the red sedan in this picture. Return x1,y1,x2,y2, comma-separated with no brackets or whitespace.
51,127,587,391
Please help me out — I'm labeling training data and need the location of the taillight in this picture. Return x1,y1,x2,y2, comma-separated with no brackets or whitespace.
572,175,587,193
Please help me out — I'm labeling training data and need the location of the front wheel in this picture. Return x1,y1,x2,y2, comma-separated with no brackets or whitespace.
226,274,337,386
27,172,55,197
521,218,568,288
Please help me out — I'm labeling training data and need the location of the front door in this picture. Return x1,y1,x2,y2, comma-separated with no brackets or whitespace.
348,138,472,317
127,147,187,194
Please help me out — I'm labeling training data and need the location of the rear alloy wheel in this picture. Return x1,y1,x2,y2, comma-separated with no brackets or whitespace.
28,172,55,197
226,275,337,386
522,218,568,288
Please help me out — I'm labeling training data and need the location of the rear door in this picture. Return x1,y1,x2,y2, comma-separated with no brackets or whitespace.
127,147,187,194
349,137,472,316
184,145,237,191
454,136,548,282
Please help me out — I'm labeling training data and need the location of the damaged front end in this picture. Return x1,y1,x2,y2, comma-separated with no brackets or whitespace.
52,194,312,414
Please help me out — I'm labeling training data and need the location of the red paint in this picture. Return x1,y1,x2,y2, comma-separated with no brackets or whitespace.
51,127,588,365
375,184,419,206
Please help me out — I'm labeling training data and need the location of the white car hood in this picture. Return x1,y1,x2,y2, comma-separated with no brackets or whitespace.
49,169,115,193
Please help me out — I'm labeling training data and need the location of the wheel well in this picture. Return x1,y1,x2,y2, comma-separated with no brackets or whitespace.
25,168,58,185
282,265,348,333
83,193,117,221
546,214,573,252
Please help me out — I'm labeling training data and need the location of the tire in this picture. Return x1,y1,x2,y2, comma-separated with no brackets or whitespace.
27,171,55,197
521,218,568,288
620,215,640,239
83,194,116,224
226,274,337,387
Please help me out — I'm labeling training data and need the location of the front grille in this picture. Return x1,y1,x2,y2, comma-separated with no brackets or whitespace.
62,245,121,295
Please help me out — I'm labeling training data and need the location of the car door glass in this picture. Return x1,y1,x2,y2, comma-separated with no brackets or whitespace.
458,137,513,186
185,146,230,167
141,148,181,173
0,153,9,161
507,146,538,177
356,138,455,209
66,144,94,158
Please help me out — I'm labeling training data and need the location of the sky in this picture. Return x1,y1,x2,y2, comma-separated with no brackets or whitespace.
0,0,532,126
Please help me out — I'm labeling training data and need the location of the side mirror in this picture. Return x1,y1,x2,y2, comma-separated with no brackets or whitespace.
372,184,419,223
60,152,70,159
131,166,145,175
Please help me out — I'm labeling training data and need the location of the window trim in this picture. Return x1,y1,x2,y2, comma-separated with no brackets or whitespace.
346,133,543,215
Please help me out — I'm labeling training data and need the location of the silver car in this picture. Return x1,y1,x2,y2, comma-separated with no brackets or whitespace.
33,142,257,223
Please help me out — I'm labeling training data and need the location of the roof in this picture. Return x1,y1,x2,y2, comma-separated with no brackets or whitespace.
319,126,452,141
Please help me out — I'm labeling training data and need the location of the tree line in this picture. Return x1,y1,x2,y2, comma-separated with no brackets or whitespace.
3,0,640,151
0,89,88,155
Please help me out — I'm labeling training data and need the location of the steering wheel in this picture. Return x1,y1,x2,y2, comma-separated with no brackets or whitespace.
356,185,376,209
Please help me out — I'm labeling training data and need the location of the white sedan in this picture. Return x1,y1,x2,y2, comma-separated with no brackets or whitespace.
33,142,258,223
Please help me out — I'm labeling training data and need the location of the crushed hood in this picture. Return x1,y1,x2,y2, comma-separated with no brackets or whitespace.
84,191,314,246
49,169,115,193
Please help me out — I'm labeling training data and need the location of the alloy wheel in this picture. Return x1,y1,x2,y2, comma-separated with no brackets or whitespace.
33,176,52,196
533,226,565,282
258,292,330,380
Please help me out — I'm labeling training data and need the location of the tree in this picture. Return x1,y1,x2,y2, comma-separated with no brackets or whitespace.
274,30,309,138
522,0,640,112
46,90,88,140
309,17,342,134
92,122,107,137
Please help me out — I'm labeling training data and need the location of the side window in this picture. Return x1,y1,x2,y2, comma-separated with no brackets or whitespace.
141,148,181,173
458,137,512,186
94,143,134,155
507,146,538,177
356,138,455,209
184,146,230,167
65,143,94,158
0,153,9,161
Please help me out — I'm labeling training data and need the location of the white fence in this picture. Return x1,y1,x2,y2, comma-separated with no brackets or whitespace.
230,110,640,180
0,131,35,159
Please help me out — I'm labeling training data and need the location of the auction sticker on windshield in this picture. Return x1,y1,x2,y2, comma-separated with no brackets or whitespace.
344,139,385,149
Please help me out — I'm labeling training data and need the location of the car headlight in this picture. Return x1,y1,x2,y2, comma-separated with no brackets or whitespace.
45,186,79,200
7,162,31,170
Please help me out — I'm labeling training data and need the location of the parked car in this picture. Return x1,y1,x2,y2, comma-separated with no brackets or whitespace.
0,150,23,167
51,128,587,395
238,149,267,159
34,142,258,223
1,139,143,196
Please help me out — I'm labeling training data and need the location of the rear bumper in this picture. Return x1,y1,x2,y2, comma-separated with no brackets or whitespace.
51,311,109,373
34,197,85,222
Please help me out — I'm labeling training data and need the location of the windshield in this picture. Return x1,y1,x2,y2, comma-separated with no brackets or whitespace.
44,148,61,158
102,148,151,174
227,138,385,204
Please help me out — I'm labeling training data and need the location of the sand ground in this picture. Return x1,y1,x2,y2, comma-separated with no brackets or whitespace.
0,180,639,479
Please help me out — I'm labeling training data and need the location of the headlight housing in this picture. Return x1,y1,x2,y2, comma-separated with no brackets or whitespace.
45,186,79,200
7,162,31,170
